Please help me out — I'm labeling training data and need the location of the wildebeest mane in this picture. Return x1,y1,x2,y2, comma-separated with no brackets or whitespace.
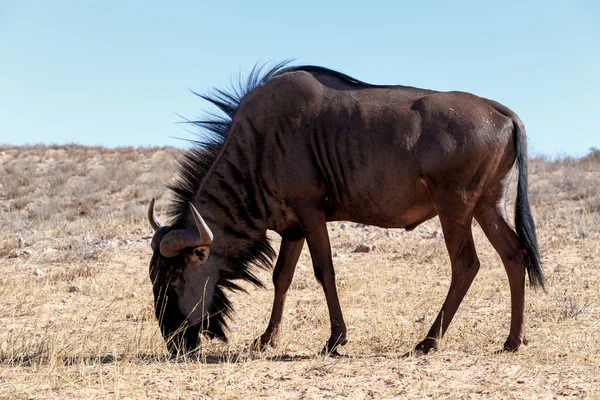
164,61,384,340
167,60,294,225
168,62,386,225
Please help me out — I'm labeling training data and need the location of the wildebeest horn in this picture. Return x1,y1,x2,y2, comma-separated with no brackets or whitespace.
189,202,213,245
158,203,213,258
148,198,161,232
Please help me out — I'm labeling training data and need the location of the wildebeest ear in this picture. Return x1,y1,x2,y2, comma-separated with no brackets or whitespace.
192,245,211,264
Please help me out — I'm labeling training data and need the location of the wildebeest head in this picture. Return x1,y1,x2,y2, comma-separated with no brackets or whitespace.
148,198,223,354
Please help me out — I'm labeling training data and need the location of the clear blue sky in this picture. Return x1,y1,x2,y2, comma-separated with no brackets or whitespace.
1,1,598,156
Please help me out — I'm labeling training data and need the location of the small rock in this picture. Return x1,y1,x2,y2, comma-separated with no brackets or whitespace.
33,268,45,277
8,249,31,258
353,244,371,253
68,283,79,293
296,263,308,270
340,223,347,230
82,251,98,261
419,229,443,239
130,291,137,298
125,313,137,320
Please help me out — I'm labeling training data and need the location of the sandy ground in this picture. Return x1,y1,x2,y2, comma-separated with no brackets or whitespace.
0,145,599,399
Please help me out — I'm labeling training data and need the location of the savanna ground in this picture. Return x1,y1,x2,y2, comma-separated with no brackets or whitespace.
0,145,599,399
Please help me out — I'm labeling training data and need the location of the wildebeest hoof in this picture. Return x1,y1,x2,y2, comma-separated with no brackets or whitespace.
251,334,278,352
499,336,528,353
320,334,348,356
404,338,439,358
250,337,266,352
320,346,340,357
320,344,352,358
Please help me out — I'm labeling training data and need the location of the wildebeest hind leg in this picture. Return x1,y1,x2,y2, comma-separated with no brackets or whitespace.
411,202,480,355
253,236,305,351
475,203,527,352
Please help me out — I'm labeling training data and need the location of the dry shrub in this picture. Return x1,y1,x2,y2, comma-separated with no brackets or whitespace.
0,236,19,257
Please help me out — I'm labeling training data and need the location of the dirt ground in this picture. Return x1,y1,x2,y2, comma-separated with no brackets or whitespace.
0,145,598,399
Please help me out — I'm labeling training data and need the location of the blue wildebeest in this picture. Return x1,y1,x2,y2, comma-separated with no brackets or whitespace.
148,63,543,356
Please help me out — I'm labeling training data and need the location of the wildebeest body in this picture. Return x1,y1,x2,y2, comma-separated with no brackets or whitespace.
148,64,543,356
226,71,514,231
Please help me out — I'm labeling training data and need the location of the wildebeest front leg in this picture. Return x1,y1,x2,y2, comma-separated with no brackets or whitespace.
295,207,347,355
412,210,480,355
253,236,305,350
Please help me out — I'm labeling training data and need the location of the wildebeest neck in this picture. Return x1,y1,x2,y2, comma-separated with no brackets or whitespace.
191,130,275,247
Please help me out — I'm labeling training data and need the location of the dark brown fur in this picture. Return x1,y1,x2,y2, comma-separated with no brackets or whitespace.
150,64,543,355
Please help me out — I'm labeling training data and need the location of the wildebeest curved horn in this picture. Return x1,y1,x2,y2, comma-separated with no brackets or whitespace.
159,227,202,258
148,198,161,232
189,202,213,245
158,204,213,257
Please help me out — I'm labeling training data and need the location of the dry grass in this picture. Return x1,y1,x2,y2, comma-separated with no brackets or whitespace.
1,145,599,399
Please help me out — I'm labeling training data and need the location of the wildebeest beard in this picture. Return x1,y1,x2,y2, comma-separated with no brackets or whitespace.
149,233,275,353
149,247,229,354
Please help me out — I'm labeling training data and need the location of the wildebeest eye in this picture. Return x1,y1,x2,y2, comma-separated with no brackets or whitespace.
193,248,204,258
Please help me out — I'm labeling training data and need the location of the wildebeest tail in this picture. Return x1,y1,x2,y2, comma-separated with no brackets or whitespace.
513,121,545,290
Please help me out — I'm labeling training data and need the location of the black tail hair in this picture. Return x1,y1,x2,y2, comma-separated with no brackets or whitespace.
514,122,545,290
